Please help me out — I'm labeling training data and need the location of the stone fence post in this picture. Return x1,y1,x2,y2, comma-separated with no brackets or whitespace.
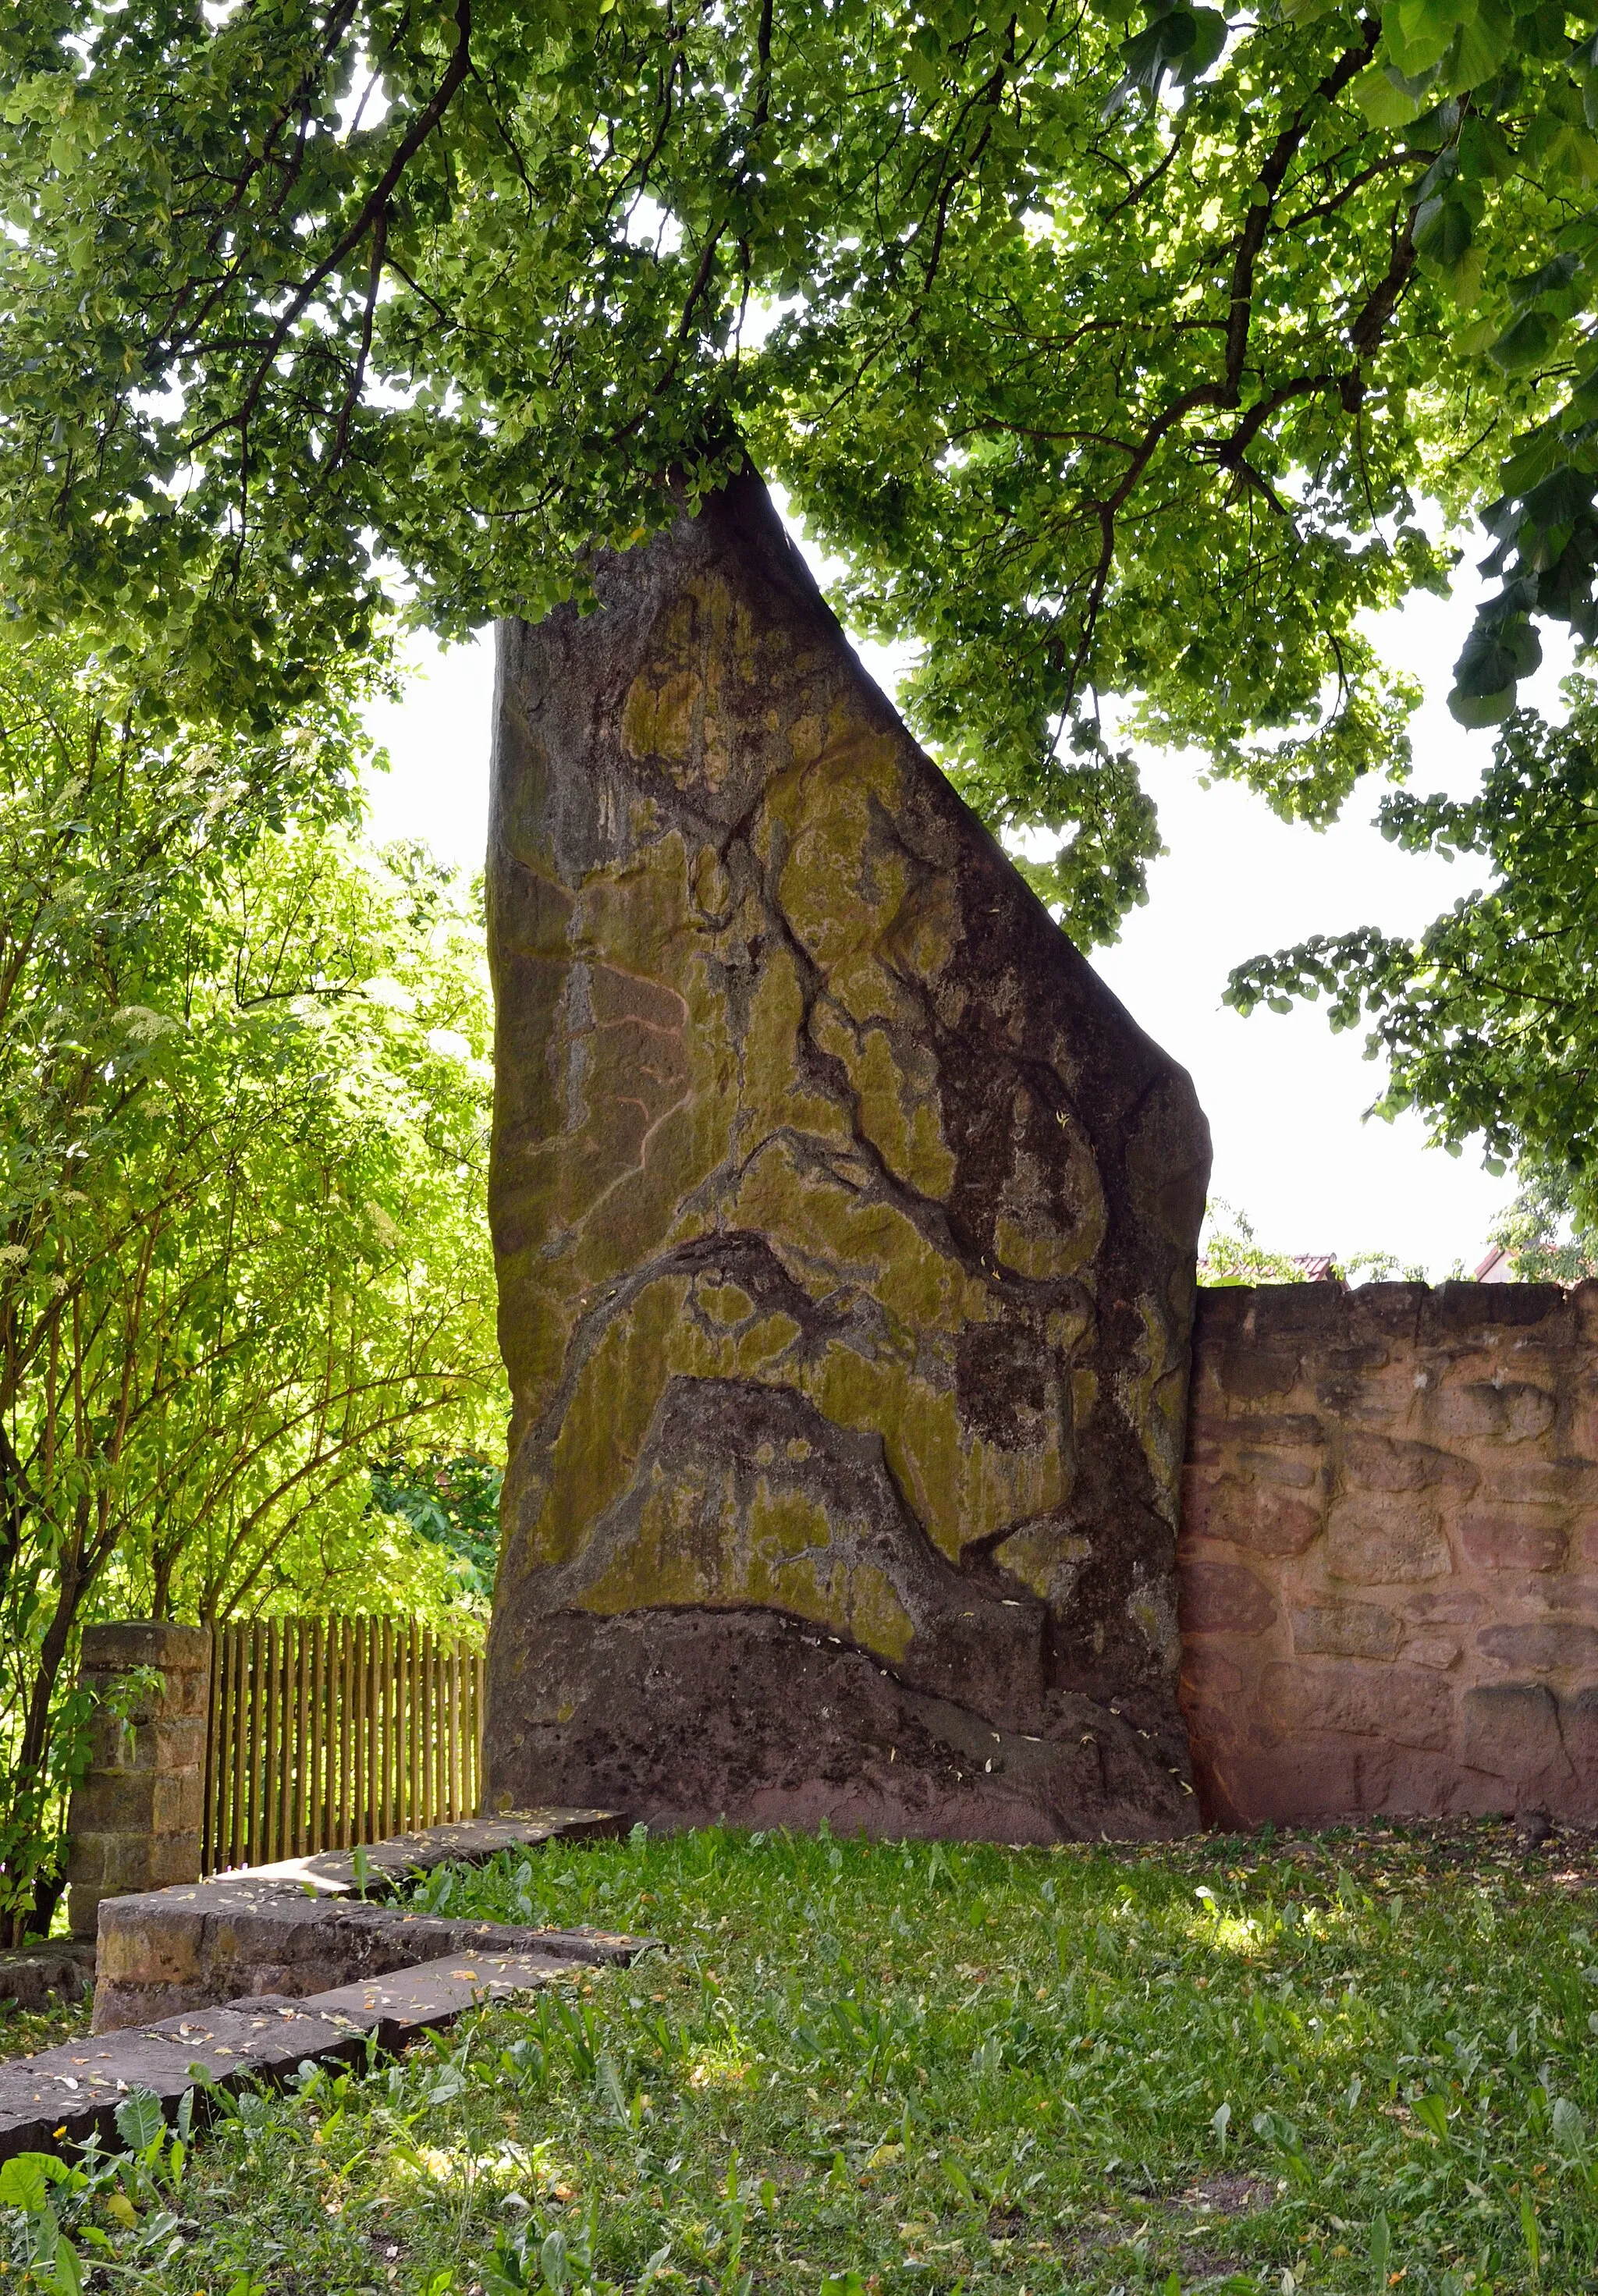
64,1623,213,1941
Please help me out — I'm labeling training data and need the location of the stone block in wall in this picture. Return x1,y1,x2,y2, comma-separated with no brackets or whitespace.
1461,1516,1568,1572
1262,1659,1454,1751
77,1624,211,1717
1460,1683,1572,1794
483,470,1212,1843
1433,1382,1557,1444
1182,1474,1320,1556
1341,1432,1478,1496
1422,1281,1568,1337
1479,1621,1598,1673
1480,1458,1598,1507
1217,1348,1303,1402
1180,1560,1277,1637
1291,1602,1403,1660
1326,1506,1451,1584
65,1622,212,1942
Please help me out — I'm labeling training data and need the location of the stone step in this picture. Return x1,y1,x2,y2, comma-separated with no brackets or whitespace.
0,1945,619,2165
239,1807,624,1898
293,1949,584,2051
92,1807,634,2032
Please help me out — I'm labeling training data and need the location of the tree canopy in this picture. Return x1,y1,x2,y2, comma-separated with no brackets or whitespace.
11,0,1598,1198
6,0,1597,929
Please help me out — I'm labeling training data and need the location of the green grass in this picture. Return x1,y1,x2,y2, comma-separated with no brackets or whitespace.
10,1819,1598,2294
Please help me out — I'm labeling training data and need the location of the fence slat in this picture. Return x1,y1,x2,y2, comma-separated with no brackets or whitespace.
426,1628,440,1827
380,1616,394,1843
338,1617,353,1853
406,1621,419,1835
229,1627,245,1869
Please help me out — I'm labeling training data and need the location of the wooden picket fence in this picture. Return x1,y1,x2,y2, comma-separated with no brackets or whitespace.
202,1616,486,1875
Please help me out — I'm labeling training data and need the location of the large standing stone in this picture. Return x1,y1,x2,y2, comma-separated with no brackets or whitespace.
485,470,1210,1840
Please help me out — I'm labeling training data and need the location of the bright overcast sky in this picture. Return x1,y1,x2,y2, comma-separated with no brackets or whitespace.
361,512,1575,1283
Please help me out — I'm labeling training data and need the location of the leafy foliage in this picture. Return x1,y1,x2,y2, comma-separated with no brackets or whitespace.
1197,1202,1427,1286
368,1452,503,1613
1483,1159,1598,1277
13,1822,1598,2291
4,0,1587,939
1227,680,1598,1223
0,630,505,1937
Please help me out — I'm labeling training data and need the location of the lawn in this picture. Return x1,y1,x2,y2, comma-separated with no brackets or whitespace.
7,1819,1598,2294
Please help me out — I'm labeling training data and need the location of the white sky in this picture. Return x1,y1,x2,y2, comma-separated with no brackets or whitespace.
361,520,1572,1283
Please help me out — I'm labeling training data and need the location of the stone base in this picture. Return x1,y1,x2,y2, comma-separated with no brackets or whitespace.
489,1609,1195,1841
0,1941,95,2013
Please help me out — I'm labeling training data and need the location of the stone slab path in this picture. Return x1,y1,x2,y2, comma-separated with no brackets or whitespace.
93,1807,628,2030
0,1946,609,2163
0,1808,649,2166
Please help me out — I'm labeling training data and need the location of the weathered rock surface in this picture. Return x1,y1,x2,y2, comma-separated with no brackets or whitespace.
1181,1279,1598,1825
485,469,1211,1840
0,1940,94,2012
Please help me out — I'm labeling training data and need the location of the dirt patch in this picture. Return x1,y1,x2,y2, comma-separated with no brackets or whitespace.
1049,2196,1259,2287
1173,2173,1277,2219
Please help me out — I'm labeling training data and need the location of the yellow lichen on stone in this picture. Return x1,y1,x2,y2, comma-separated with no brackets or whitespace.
733,936,853,1148
993,1214,1091,1284
698,1281,755,1325
1120,1291,1188,1516
993,1523,1093,1606
729,1140,968,1333
846,1025,957,1203
575,1472,915,1659
520,1276,689,1569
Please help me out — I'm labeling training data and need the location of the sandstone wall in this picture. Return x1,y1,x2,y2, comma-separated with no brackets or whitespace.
484,470,1212,1843
1180,1281,1598,1826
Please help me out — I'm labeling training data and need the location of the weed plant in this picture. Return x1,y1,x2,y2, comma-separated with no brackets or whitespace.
5,1820,1598,2294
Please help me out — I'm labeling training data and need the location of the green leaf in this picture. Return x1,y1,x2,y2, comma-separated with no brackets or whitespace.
1522,2191,1542,2277
1413,2091,1451,2139
1447,0,1515,82
48,2238,83,2296
113,2087,165,2153
1369,2210,1391,2291
1490,310,1562,370
1449,623,1528,722
1458,110,1516,176
1353,62,1422,122
0,2156,55,2211
1511,250,1582,307
1172,7,1229,79
1387,0,1472,74
1415,195,1475,265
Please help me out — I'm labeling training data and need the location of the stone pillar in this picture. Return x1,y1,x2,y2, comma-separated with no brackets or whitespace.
483,467,1212,1842
64,1623,212,1940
